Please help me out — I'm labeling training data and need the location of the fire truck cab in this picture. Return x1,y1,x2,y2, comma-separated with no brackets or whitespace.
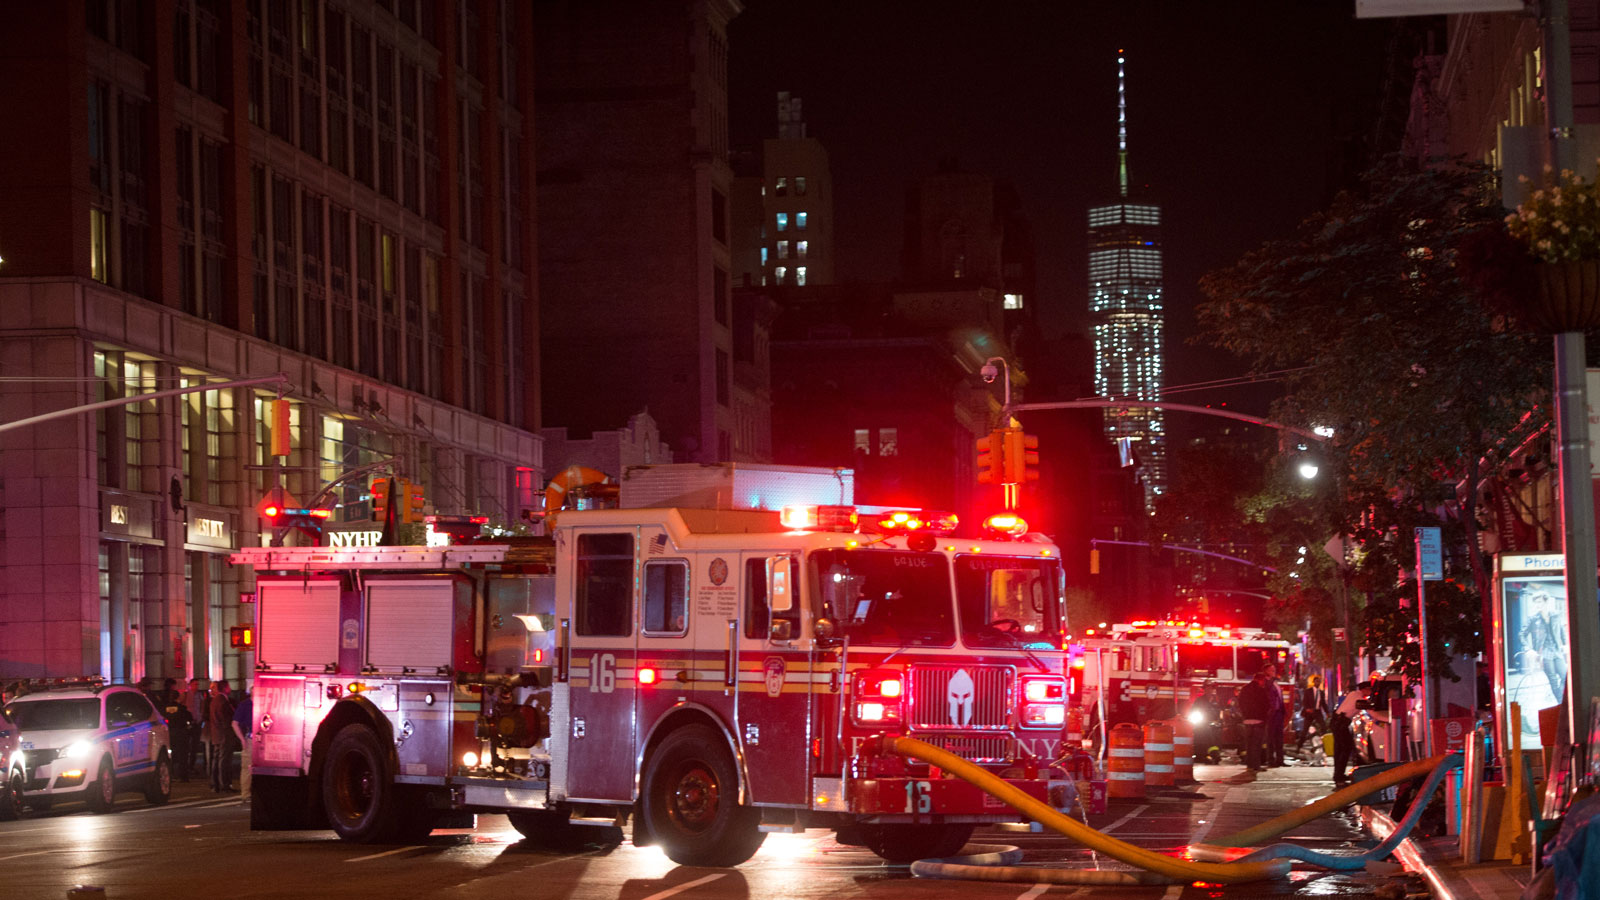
233,469,1072,867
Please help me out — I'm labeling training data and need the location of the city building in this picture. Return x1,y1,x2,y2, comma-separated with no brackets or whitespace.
1088,50,1166,513
0,0,540,683
535,0,766,464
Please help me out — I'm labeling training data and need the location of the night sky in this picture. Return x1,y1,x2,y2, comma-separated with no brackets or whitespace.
730,1,1413,441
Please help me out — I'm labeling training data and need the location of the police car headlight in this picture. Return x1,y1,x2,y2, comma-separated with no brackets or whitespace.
58,741,91,760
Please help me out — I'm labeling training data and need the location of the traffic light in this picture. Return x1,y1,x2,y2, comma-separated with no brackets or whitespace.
229,624,254,649
270,398,292,457
401,480,426,523
976,429,1006,484
371,476,393,523
259,497,331,541
1003,428,1040,484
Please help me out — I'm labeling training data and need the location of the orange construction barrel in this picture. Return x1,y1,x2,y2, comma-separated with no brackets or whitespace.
1108,722,1145,799
1169,716,1195,783
1143,720,1174,788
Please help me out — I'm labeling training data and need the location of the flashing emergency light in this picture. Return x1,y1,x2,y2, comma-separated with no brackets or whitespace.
1189,628,1205,638
982,513,1028,538
1188,709,1206,726
1072,657,1087,669
779,504,858,531
462,751,480,768
637,667,658,686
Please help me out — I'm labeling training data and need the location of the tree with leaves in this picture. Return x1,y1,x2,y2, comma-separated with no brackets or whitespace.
1196,157,1549,680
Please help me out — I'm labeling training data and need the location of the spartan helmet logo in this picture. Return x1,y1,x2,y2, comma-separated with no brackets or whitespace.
947,669,975,726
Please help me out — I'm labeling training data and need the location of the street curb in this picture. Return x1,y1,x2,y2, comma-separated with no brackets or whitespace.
1361,805,1456,900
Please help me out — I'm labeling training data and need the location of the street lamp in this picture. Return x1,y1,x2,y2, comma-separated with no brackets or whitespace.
981,356,1012,423
1298,461,1320,480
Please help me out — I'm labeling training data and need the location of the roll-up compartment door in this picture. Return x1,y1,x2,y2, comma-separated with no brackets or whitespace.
366,580,454,671
258,579,342,670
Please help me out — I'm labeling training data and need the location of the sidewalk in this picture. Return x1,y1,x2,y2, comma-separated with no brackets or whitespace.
1363,806,1532,900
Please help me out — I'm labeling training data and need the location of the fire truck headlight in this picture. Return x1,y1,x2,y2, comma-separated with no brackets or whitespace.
1188,709,1206,726
857,702,887,722
462,751,480,768
878,678,902,699
1023,705,1066,727
1023,679,1065,702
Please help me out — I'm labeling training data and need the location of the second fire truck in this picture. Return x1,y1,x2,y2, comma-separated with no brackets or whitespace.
233,467,1073,866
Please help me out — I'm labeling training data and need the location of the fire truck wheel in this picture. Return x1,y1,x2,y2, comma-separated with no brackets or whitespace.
641,725,765,867
322,724,402,843
143,753,171,805
860,823,975,863
87,757,116,813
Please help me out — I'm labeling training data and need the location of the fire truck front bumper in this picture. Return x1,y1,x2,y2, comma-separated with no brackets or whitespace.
846,776,1059,821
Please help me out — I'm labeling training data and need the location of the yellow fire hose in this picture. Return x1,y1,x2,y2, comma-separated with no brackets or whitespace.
868,736,1292,884
871,737,1456,885
1188,752,1453,860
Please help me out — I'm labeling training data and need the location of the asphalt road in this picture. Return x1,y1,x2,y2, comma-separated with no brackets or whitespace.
0,762,1415,900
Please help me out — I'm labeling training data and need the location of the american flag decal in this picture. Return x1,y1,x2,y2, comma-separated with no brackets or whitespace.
648,533,668,556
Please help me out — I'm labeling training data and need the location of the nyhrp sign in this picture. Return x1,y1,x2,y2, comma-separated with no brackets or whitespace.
1415,526,1443,581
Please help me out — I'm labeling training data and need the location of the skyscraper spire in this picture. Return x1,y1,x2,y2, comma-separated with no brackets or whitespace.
1117,49,1128,198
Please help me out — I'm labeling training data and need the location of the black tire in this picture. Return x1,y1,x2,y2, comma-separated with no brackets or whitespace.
143,753,171,805
0,767,22,821
861,823,975,863
640,725,765,867
509,808,624,852
321,724,402,843
87,757,116,813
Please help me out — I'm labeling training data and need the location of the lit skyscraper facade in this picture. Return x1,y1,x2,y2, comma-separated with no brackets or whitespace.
1088,51,1165,512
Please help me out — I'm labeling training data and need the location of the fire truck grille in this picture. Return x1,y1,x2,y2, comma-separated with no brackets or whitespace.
918,733,1015,763
906,665,1013,731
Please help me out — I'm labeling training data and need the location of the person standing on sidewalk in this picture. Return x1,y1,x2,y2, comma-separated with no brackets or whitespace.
1332,681,1372,787
1263,665,1287,766
207,680,236,792
183,678,208,777
1239,667,1274,771
231,689,253,800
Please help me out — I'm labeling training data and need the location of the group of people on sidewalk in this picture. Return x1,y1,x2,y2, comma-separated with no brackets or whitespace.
1228,666,1375,784
141,677,253,799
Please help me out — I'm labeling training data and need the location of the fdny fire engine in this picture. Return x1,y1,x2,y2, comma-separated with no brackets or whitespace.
232,466,1071,866
1074,621,1299,732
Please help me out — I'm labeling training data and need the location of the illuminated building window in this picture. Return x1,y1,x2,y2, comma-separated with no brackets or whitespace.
796,266,807,286
878,427,898,456
776,212,788,232
90,208,109,283
760,247,768,265
795,176,807,196
854,428,870,453
774,176,787,196
796,240,808,259
796,211,808,231
1004,293,1023,310
775,266,787,284
777,240,789,259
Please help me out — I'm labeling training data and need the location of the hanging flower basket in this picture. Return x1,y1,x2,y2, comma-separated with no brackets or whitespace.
1528,259,1600,333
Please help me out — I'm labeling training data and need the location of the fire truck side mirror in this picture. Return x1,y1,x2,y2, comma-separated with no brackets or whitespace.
769,620,794,642
770,557,793,612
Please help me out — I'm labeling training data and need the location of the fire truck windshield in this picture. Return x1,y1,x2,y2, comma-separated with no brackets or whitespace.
811,549,955,646
954,555,1064,649
1177,645,1233,679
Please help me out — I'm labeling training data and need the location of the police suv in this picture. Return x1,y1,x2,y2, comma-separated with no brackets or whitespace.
6,681,172,813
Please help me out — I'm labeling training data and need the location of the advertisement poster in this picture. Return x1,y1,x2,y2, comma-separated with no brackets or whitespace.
1500,574,1570,749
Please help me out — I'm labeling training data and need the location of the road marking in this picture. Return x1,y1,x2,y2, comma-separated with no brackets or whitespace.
125,797,235,813
346,845,423,862
1017,885,1052,899
1099,804,1148,834
638,873,725,900
0,851,49,862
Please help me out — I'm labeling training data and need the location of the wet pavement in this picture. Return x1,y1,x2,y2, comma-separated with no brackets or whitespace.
0,757,1430,899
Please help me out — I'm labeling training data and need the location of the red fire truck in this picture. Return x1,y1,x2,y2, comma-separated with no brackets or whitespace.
1073,622,1299,748
232,473,1072,866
